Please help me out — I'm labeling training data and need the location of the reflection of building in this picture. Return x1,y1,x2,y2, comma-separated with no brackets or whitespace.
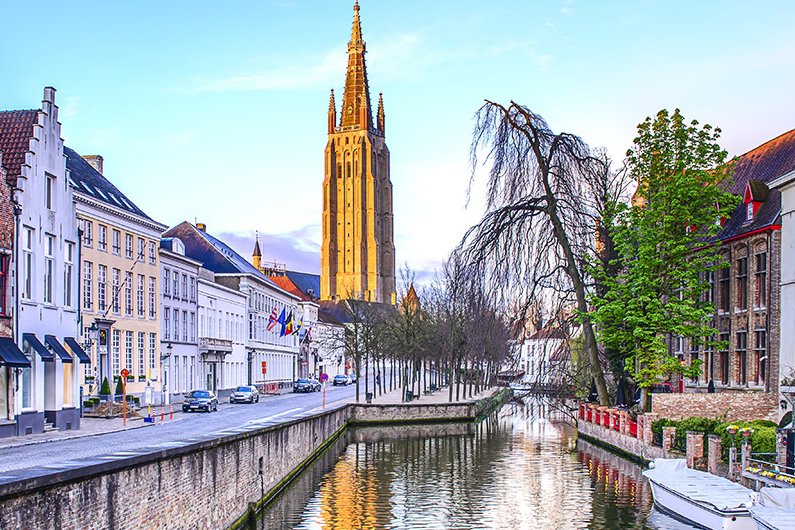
0,88,85,436
69,146,166,403
321,1,395,304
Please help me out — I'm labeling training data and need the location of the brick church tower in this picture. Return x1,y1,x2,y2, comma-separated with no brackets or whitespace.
321,1,396,304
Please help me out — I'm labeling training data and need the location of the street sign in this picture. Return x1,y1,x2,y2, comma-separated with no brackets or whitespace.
121,369,129,378
262,361,267,374
320,373,329,382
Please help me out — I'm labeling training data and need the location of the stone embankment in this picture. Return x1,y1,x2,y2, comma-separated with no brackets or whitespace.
0,387,510,530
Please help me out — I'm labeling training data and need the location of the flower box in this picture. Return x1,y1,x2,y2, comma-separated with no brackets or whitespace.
138,375,147,381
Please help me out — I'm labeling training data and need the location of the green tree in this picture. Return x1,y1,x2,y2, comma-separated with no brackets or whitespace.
114,376,124,395
591,109,739,411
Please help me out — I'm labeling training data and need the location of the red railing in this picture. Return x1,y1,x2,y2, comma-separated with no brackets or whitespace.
579,402,640,439
629,420,638,437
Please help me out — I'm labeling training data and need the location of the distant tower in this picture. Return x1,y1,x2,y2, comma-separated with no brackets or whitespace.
321,1,396,304
252,232,262,271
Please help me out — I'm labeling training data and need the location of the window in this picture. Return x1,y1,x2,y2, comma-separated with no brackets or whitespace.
112,268,120,313
126,331,133,371
149,277,156,318
736,257,748,310
163,268,170,297
689,338,700,383
164,308,171,340
125,271,133,316
149,241,156,265
755,330,767,385
182,311,188,341
0,255,8,315
137,274,145,317
736,331,747,386
746,202,754,222
190,277,196,302
138,332,145,378
719,262,730,312
44,235,55,304
720,333,729,385
137,238,145,262
173,272,179,300
755,253,767,308
112,229,120,255
64,242,74,307
112,329,120,375
23,228,34,300
149,333,157,372
173,308,179,342
83,261,92,310
98,265,107,312
705,270,715,304
182,274,188,300
46,174,55,210
125,233,133,259
83,220,92,246
98,225,107,251
190,312,196,342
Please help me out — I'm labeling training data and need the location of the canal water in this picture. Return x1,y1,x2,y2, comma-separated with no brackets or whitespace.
253,399,697,529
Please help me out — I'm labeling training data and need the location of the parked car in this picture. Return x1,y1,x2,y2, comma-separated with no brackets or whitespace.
182,390,218,413
348,373,357,384
294,379,317,393
308,378,321,392
333,374,349,386
230,386,259,404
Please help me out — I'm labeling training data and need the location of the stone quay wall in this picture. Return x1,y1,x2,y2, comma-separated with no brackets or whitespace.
652,392,778,422
0,392,506,530
578,417,666,463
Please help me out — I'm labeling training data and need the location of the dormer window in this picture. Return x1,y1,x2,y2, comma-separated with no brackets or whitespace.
743,180,768,224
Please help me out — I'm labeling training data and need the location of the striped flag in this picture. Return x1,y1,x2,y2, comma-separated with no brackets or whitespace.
267,307,279,331
284,311,294,336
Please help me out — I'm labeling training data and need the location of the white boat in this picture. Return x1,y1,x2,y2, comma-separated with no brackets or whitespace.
748,487,795,530
642,459,756,529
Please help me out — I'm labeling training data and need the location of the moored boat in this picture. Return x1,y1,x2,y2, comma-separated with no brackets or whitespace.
748,487,795,530
642,458,756,529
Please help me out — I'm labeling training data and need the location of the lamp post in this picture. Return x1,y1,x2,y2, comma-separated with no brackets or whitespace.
160,342,172,419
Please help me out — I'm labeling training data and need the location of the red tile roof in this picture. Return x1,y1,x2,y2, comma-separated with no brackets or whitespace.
0,109,38,187
268,276,312,301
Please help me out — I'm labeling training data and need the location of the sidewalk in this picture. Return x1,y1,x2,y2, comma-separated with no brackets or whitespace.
341,384,498,405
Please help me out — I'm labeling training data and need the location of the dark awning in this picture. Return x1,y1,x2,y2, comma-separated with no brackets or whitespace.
64,337,91,364
23,333,54,362
45,335,73,363
0,337,31,367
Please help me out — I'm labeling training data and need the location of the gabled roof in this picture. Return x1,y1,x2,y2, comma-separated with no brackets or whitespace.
0,109,38,187
268,276,312,302
65,146,153,220
164,222,287,293
746,180,769,203
285,270,321,299
528,327,566,341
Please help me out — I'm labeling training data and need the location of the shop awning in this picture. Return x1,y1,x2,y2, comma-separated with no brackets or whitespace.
64,337,91,364
23,333,54,362
45,335,73,363
0,337,31,367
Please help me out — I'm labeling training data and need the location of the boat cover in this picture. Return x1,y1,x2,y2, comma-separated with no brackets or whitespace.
748,487,795,530
643,458,753,511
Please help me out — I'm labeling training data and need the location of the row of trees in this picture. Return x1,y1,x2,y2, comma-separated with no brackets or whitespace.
332,262,512,403
458,101,737,411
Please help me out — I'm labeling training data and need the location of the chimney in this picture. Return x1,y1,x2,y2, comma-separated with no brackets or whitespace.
196,223,206,232
82,155,104,175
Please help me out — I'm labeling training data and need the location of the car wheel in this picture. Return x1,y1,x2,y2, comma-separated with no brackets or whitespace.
256,396,259,403
214,403,218,412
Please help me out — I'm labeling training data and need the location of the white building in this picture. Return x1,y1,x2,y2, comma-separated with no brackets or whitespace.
517,327,568,386
770,168,795,400
197,268,247,393
159,237,200,403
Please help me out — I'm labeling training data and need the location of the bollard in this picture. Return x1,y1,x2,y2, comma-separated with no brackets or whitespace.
170,404,173,419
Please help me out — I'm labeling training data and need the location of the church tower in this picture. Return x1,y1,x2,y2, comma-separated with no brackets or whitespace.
321,1,396,304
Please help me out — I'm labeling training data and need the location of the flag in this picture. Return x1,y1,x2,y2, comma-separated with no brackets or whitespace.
284,311,294,336
277,308,286,336
267,307,278,331
292,317,303,336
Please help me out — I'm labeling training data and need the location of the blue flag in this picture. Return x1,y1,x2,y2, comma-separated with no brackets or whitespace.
277,308,286,336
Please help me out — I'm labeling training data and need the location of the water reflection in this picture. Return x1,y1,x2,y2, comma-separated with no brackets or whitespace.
254,398,695,529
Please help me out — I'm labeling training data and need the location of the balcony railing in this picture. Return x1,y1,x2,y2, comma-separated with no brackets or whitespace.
198,337,233,353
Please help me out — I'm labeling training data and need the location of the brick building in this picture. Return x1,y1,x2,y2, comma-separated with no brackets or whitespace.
681,129,795,411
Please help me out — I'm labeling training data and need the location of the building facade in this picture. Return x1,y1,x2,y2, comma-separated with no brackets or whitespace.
321,1,396,304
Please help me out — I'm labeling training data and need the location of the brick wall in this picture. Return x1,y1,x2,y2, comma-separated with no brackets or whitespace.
652,391,778,422
0,155,14,337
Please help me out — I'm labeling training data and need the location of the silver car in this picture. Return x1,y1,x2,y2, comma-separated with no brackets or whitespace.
230,385,260,403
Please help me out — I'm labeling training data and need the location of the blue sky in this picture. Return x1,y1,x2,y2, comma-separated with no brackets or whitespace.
2,1,794,281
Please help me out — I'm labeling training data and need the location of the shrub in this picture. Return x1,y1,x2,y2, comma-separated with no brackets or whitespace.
652,418,678,436
751,427,776,455
100,377,111,395
83,400,93,408
114,377,123,395
751,419,778,429
780,412,793,429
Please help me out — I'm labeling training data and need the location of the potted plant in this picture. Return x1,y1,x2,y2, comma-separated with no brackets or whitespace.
126,375,135,383
138,374,146,382
99,377,112,402
726,424,739,435
740,427,754,438
114,377,124,401
85,374,95,384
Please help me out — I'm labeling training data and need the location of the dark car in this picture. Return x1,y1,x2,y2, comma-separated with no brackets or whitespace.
230,386,259,404
182,390,218,413
308,378,321,392
294,379,316,393
333,374,349,386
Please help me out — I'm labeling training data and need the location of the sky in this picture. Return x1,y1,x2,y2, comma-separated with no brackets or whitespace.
2,1,794,283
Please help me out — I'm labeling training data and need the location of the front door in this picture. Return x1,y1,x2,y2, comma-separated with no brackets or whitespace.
207,363,216,392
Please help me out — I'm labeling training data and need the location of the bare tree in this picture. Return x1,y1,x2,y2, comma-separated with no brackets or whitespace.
460,100,620,406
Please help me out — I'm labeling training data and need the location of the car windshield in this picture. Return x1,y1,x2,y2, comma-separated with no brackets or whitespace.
236,387,252,392
335,375,346,378
297,379,309,384
191,391,210,398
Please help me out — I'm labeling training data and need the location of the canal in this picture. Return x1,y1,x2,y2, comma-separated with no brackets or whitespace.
251,398,697,529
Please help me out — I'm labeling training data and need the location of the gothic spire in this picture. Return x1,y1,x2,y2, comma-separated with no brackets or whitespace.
340,0,371,129
377,92,385,134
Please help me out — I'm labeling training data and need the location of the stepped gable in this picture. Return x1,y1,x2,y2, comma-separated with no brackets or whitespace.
0,109,38,187
65,146,152,219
